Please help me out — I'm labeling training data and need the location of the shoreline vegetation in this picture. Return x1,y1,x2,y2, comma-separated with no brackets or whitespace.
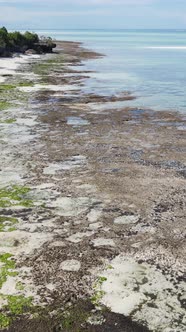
0,33,185,332
0,27,56,57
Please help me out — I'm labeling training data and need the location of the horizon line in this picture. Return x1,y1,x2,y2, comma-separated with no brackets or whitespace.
6,28,186,31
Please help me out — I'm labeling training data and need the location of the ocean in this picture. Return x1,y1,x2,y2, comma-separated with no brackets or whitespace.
36,29,186,113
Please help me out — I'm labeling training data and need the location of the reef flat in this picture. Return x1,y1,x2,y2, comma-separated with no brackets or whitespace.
0,40,185,331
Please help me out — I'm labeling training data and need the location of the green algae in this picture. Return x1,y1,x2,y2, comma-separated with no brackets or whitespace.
33,57,64,76
0,256,34,329
59,304,89,332
0,216,18,232
0,101,13,111
32,63,52,75
106,265,114,270
0,82,33,114
15,281,24,291
98,276,107,284
0,118,16,124
0,82,34,91
0,253,15,269
0,313,11,329
0,295,33,329
0,185,33,208
0,253,17,289
91,276,107,306
91,290,105,306
5,295,33,315
0,254,33,329
0,85,15,91
17,81,34,87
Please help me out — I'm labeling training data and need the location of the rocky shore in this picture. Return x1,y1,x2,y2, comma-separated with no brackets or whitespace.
0,41,185,332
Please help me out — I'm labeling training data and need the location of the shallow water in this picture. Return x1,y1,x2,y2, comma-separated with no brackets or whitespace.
36,29,186,113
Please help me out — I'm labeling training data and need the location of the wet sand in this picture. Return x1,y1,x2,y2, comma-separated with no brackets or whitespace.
0,41,185,331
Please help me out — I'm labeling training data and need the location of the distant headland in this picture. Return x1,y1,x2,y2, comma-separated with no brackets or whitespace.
0,27,56,57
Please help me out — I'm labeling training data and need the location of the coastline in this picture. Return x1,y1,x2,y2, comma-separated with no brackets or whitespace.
0,40,185,331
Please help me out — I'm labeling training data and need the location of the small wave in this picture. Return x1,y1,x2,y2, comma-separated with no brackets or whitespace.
144,46,186,50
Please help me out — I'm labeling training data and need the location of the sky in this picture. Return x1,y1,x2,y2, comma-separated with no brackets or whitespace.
0,0,186,30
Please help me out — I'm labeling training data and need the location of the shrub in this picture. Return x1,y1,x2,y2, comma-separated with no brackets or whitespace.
8,31,26,49
24,31,39,47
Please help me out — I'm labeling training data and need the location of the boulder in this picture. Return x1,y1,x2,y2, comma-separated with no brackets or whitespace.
25,49,38,55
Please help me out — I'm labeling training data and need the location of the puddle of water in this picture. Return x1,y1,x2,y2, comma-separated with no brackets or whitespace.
129,109,146,117
177,125,186,131
66,116,89,126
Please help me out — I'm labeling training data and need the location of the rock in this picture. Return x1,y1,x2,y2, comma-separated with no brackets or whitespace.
25,49,38,55
34,41,56,53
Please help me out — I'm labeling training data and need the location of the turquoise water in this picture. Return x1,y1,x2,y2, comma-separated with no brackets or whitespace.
38,30,186,113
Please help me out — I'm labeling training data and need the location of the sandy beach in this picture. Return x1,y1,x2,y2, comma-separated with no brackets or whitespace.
0,41,185,332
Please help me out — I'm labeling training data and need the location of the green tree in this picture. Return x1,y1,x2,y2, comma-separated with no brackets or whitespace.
0,27,8,48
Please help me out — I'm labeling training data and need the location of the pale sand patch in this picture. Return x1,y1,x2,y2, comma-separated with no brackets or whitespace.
0,231,53,255
49,241,67,248
98,255,186,332
67,231,94,243
18,84,79,93
76,183,97,193
0,54,40,80
0,171,23,187
0,276,20,296
92,238,115,247
87,209,102,223
49,196,94,217
60,259,81,272
89,222,103,230
114,214,139,225
16,116,37,127
0,275,41,302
